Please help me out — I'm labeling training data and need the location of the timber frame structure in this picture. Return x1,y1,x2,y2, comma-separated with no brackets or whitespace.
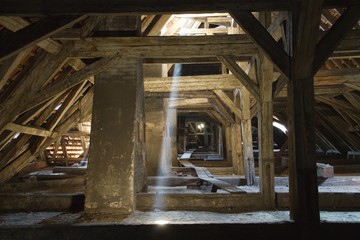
0,1,360,239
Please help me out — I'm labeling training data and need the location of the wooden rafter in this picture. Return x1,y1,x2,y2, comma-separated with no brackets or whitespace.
0,16,62,54
0,47,71,134
230,10,291,79
313,6,360,74
0,15,86,61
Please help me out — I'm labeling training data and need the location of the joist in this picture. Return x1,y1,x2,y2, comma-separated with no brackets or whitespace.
179,160,245,193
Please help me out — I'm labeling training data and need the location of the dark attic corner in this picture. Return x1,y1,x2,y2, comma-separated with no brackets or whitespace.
0,1,360,240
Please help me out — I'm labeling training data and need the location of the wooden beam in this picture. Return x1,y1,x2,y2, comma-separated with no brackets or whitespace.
71,34,257,58
230,10,291,79
80,16,103,39
213,90,242,119
217,55,260,101
287,0,323,233
257,12,275,209
209,110,228,127
273,75,288,98
145,74,241,93
0,0,357,16
144,15,171,36
0,47,71,134
316,96,358,113
0,47,33,91
23,53,125,113
343,90,360,110
0,93,65,172
0,88,93,183
0,0,292,16
4,123,58,138
313,6,360,74
0,16,62,54
168,98,209,108
208,98,235,125
0,15,86,61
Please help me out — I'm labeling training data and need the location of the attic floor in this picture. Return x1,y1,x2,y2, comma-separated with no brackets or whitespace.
1,210,360,226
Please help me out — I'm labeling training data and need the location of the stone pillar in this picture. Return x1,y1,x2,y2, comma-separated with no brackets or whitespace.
85,57,146,214
145,98,165,176
164,100,178,168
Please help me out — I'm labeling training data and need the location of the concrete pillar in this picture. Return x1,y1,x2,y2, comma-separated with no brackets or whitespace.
85,58,146,214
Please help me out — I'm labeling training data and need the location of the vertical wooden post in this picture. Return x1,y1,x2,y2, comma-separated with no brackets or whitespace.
287,1,323,237
257,12,275,209
239,62,256,186
225,126,233,166
231,91,244,175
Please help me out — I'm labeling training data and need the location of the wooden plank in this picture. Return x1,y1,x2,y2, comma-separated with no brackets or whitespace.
179,160,245,193
218,55,260,101
0,0,291,16
313,6,360,74
230,10,291,79
0,15,85,61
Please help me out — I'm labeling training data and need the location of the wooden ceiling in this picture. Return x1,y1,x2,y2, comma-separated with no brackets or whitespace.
0,1,359,183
